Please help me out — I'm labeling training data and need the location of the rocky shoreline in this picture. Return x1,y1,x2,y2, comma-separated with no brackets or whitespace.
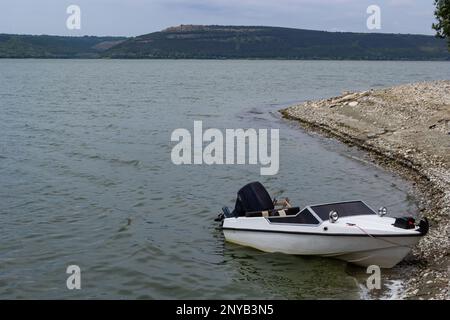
281,81,449,300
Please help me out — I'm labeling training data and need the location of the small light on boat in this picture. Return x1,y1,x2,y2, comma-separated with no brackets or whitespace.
329,210,339,223
378,207,387,217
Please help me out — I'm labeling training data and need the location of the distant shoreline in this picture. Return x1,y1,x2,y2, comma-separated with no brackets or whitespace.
1,58,450,61
281,81,449,300
1,25,449,60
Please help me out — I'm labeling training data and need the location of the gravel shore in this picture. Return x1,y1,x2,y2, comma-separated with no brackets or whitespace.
281,80,449,300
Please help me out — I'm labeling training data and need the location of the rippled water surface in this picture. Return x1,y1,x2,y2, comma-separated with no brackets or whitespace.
1,60,449,299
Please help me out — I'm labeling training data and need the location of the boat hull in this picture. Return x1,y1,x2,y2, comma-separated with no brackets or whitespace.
223,229,421,268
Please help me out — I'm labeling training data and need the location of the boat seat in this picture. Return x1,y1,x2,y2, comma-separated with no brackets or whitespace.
245,207,300,218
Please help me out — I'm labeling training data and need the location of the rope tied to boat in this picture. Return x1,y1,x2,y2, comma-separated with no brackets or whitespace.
346,223,416,249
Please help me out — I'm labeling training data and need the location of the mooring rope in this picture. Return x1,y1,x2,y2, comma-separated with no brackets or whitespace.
347,223,416,250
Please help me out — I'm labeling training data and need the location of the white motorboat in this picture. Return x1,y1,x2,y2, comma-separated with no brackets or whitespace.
217,182,429,268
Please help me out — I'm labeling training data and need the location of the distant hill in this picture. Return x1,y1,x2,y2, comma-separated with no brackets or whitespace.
0,34,126,58
1,25,449,60
103,25,450,60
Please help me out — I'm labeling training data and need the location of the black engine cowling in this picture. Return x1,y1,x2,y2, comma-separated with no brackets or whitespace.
393,217,416,229
393,216,429,235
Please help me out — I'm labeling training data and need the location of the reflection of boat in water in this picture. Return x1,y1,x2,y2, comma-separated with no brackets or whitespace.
217,182,428,268
222,244,362,299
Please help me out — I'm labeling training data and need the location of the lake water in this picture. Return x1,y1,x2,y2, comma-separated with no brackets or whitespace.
1,60,449,299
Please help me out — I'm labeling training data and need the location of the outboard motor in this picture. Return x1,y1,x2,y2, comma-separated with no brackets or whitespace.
216,182,274,222
232,182,274,217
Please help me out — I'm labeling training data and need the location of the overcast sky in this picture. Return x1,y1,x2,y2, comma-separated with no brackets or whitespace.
0,0,438,36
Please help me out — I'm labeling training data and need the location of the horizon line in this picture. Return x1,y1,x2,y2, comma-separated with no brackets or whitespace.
0,24,438,38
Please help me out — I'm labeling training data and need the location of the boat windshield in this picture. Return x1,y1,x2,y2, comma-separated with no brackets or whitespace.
268,208,320,225
310,201,376,221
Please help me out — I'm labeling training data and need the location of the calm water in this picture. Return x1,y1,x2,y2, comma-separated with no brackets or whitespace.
1,60,449,299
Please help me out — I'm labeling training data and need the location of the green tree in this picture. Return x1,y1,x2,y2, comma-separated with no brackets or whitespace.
432,0,450,50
